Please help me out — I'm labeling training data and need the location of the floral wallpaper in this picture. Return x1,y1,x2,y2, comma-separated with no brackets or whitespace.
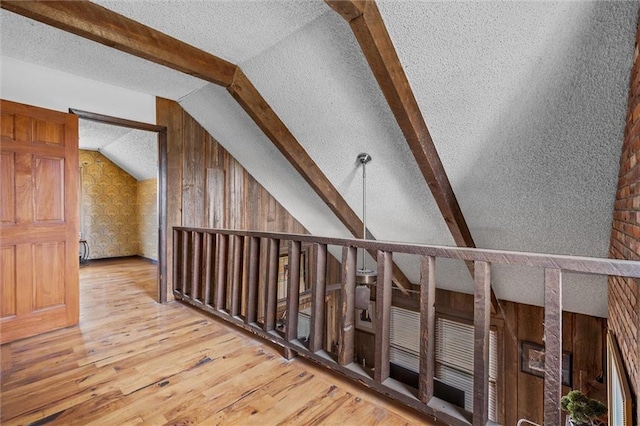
80,150,140,259
137,178,157,261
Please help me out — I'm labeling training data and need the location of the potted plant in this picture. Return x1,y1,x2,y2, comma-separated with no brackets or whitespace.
561,390,607,426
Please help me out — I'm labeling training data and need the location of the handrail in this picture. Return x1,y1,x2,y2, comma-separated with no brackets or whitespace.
174,227,640,278
172,227,639,426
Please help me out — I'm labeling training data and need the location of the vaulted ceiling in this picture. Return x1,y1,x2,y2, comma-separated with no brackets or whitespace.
1,1,637,317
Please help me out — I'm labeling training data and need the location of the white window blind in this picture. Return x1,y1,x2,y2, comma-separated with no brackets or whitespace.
389,307,498,422
390,306,421,371
435,317,498,420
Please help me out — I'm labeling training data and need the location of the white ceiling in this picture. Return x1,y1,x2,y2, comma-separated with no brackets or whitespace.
1,1,637,317
79,120,158,181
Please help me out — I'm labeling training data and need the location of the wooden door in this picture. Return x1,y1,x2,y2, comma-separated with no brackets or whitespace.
0,99,79,344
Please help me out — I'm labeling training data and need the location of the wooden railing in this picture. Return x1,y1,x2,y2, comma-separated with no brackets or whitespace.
172,227,640,426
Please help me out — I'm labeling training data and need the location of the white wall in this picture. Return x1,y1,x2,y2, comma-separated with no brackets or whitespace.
1,56,156,124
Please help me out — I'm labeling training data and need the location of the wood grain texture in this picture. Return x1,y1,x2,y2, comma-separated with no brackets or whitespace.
0,1,236,87
227,69,412,293
245,236,260,324
227,69,360,237
215,234,228,311
3,2,413,292
285,240,301,342
325,0,369,21
0,152,16,224
34,157,64,222
326,0,501,307
419,255,436,403
203,232,214,306
191,231,202,301
493,298,606,426
157,102,316,301
156,98,183,303
33,242,66,309
1,258,442,425
0,246,17,317
174,227,640,278
543,268,563,426
309,243,328,353
173,228,609,425
326,0,473,248
230,235,244,317
69,109,165,133
472,261,491,426
1,111,16,139
339,246,357,366
33,119,64,146
374,250,392,383
0,99,78,344
264,238,280,332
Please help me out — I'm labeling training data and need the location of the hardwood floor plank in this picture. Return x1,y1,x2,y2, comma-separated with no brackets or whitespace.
275,385,353,425
2,367,121,424
0,258,442,425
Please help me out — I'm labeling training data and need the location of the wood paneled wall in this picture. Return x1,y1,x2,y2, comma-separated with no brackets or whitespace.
156,99,607,423
157,98,315,300
353,288,607,425
437,291,606,425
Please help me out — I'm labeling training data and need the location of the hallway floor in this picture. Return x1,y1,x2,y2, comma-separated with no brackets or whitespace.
1,257,443,425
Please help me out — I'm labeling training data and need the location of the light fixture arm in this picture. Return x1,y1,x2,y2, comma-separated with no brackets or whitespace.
356,153,372,271
355,152,375,295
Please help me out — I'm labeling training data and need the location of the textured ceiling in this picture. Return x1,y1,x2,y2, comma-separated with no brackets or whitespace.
232,1,636,316
93,0,330,64
79,120,158,181
0,9,206,100
1,1,637,317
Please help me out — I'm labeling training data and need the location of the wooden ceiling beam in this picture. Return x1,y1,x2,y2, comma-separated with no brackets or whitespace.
2,0,413,292
0,0,237,87
326,0,500,310
326,0,474,248
228,68,363,238
228,69,413,292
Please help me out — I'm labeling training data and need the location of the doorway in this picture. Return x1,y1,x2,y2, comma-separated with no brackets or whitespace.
71,109,167,302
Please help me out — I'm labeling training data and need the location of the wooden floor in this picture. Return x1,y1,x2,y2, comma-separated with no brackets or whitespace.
1,257,442,425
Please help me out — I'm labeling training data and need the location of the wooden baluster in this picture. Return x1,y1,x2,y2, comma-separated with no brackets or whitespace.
309,243,327,353
241,235,250,317
203,233,214,306
544,268,563,426
245,236,259,325
473,261,490,426
374,250,392,383
181,230,189,295
284,240,301,359
173,229,180,296
419,255,436,403
230,235,244,317
338,246,356,366
264,238,280,332
191,231,201,301
258,238,268,324
215,234,228,311
286,241,301,340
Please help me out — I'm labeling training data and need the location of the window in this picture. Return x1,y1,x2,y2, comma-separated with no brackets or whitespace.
435,317,498,420
389,307,499,422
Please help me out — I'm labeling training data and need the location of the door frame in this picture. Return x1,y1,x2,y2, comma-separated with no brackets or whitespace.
70,109,168,303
